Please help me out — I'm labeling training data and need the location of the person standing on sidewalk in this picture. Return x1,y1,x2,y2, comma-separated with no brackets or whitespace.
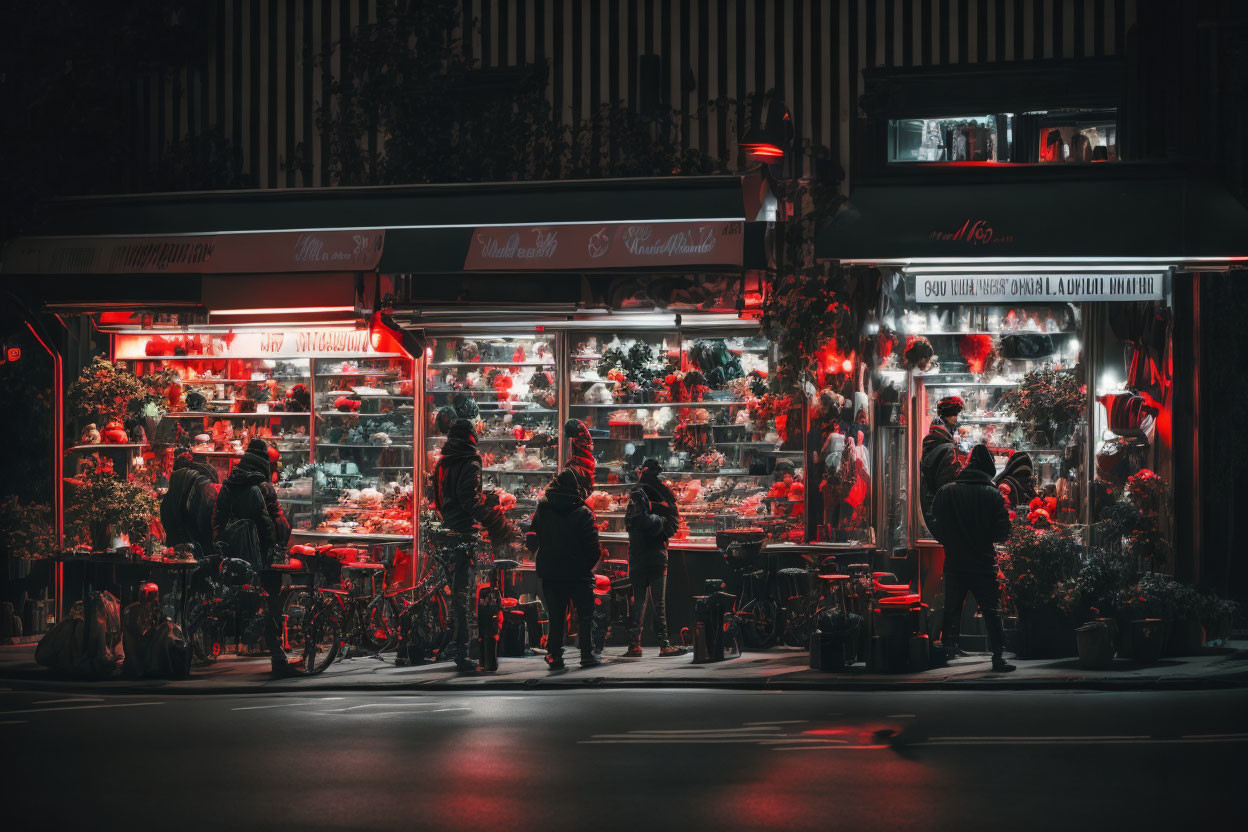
526,470,603,670
929,444,1016,672
624,459,687,658
920,395,964,531
432,418,519,673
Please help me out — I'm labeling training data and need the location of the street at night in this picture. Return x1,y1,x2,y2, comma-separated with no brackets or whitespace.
3,686,1245,830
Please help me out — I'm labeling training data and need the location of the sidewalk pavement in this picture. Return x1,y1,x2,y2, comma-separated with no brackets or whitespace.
3,641,1247,695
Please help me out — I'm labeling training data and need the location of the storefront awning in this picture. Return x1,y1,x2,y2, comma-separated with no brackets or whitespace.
815,166,1248,263
2,171,774,277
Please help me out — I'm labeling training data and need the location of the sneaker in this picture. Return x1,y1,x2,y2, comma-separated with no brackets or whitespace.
658,644,688,658
580,654,603,669
624,645,643,658
455,658,483,673
991,657,1017,672
545,654,565,671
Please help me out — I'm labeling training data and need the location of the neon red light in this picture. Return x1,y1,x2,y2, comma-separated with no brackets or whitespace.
212,306,356,316
744,144,785,158
6,347,19,362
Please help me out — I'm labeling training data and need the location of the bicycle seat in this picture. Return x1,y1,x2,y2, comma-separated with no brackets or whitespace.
289,544,317,557
818,574,852,582
873,571,900,582
593,574,611,593
269,558,305,571
873,580,912,595
501,597,519,607
777,567,809,577
491,559,521,571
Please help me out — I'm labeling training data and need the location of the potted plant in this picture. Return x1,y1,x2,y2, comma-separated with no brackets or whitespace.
1116,573,1203,660
1198,594,1239,647
67,357,145,427
66,457,159,552
1000,519,1082,658
998,368,1084,448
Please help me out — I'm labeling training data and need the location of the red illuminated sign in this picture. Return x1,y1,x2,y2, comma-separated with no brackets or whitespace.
5,347,19,362
928,218,1015,246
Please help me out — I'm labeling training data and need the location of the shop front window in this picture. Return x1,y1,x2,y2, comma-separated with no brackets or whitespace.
421,334,560,564
1030,109,1118,163
887,108,1118,165
887,114,1006,163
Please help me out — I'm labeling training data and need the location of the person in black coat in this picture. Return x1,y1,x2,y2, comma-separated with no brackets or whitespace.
525,469,602,669
624,459,687,657
920,395,964,531
211,439,293,674
161,449,219,556
432,418,518,672
929,444,1015,672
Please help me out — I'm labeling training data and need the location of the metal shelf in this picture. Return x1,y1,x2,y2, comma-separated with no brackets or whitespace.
429,361,555,368
174,377,310,383
317,443,414,450
922,381,1019,388
67,443,147,452
291,529,412,542
570,400,749,408
483,467,558,475
166,411,311,418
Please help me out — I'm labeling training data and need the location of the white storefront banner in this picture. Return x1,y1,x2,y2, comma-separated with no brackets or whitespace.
915,273,1165,304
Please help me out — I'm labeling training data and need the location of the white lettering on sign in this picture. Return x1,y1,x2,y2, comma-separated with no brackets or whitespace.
475,230,560,261
621,225,718,257
115,328,393,360
915,273,1165,304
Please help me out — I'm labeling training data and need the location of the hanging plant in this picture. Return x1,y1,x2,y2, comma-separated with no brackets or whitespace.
67,356,145,424
0,496,57,559
760,271,853,391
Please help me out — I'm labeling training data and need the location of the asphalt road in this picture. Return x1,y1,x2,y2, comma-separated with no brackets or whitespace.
2,686,1245,831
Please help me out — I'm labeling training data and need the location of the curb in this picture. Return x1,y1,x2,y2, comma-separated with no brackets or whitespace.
3,672,1247,697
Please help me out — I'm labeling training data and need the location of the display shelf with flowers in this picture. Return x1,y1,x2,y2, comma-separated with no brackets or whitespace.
1000,519,1082,657
67,357,146,426
997,368,1084,447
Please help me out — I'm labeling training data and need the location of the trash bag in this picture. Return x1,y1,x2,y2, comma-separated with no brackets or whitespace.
35,592,124,679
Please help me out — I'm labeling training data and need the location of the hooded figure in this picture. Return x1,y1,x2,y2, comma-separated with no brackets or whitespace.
929,444,1015,672
525,469,602,669
161,449,219,556
562,418,596,495
994,451,1036,507
211,439,294,675
920,396,963,530
432,419,516,673
212,439,289,561
623,459,686,657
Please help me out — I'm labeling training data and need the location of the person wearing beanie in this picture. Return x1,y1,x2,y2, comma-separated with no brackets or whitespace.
562,418,596,495
920,395,964,531
994,451,1036,507
929,444,1015,672
432,418,519,672
160,448,219,556
623,459,687,657
211,438,294,675
525,469,603,669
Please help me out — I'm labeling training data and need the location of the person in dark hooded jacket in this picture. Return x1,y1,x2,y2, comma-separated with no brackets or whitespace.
994,450,1036,507
562,418,596,495
930,444,1015,672
624,459,686,657
525,469,602,669
920,395,964,530
211,439,293,674
161,449,219,556
432,418,518,672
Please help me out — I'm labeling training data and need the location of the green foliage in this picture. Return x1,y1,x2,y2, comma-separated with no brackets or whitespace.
759,272,852,391
67,357,145,424
0,496,56,559
999,368,1083,440
1063,551,1132,622
999,519,1083,613
1118,572,1203,622
66,459,158,546
307,0,727,186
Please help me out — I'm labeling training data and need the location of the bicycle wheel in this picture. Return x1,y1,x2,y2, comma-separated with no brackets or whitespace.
403,593,450,663
781,596,816,648
361,595,401,653
186,608,222,665
280,587,316,655
738,597,782,649
297,600,342,675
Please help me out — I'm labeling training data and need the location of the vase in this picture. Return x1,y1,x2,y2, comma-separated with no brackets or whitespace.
89,522,111,553
1128,618,1166,664
1076,620,1117,669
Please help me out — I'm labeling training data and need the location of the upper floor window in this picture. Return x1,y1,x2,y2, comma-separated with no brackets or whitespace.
886,108,1117,165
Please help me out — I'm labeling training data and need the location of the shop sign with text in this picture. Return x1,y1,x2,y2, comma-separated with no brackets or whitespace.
463,221,744,270
4,230,385,275
115,328,395,360
915,273,1165,304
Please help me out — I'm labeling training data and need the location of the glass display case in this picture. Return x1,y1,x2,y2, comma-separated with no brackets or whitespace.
421,333,560,562
302,355,416,543
566,329,804,549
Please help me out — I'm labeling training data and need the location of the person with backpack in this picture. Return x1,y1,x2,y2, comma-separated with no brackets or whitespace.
920,395,964,531
432,418,519,672
160,449,219,556
525,469,602,669
624,459,687,658
929,444,1016,672
212,438,293,674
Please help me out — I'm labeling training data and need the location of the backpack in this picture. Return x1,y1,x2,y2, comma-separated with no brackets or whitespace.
219,482,271,568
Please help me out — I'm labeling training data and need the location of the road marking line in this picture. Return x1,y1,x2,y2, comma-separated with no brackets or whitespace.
232,703,309,711
36,697,106,705
929,735,1149,741
773,745,890,751
316,703,448,713
0,702,162,716
1181,732,1248,739
744,720,809,726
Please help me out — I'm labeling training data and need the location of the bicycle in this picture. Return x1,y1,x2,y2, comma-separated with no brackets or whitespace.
389,547,455,666
716,528,782,649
